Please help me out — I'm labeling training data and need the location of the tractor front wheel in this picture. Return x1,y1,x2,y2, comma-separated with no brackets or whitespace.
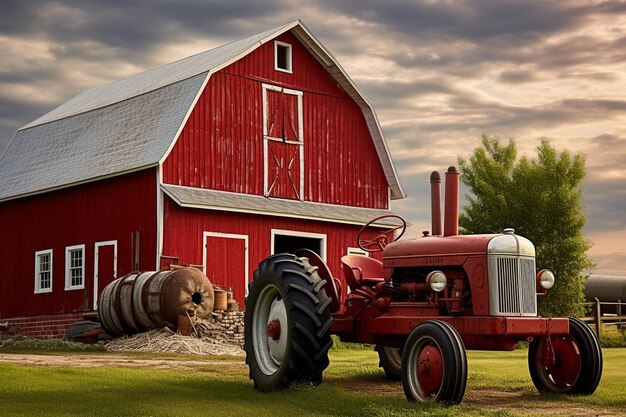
401,320,467,404
244,254,333,391
528,318,602,395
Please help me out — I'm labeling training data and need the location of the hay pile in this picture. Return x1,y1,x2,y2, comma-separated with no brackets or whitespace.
106,310,246,356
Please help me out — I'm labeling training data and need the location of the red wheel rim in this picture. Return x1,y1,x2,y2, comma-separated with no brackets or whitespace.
417,343,444,396
537,336,581,391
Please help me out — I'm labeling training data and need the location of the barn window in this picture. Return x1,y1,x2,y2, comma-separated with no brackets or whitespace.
65,244,85,290
274,41,292,73
34,249,53,294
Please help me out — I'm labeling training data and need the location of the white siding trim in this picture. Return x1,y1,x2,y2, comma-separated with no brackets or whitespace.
65,244,86,291
156,165,163,269
93,240,118,310
270,229,327,261
202,232,250,296
34,249,53,294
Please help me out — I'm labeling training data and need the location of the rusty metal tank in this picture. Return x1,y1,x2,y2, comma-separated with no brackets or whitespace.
99,267,214,336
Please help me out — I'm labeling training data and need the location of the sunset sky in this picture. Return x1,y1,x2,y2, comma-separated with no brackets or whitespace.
1,0,625,275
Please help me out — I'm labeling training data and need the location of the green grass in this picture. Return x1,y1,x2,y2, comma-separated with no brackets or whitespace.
0,348,624,417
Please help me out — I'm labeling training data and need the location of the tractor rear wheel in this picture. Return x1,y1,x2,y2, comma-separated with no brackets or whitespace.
528,318,602,395
244,253,333,391
401,320,467,404
376,345,402,381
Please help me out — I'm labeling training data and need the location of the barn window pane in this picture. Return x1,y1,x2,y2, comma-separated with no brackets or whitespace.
34,249,53,294
65,245,85,290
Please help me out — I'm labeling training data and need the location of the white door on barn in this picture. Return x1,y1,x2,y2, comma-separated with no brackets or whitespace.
262,83,304,200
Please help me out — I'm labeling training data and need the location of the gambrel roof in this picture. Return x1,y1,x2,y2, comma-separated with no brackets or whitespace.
0,20,404,202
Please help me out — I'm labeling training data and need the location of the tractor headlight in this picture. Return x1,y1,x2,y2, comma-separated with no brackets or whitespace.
537,269,555,290
426,271,447,292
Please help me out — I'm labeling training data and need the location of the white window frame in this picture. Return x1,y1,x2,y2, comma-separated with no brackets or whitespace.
270,229,327,262
34,249,53,294
65,244,85,291
262,83,304,199
93,240,118,309
202,232,250,296
274,40,292,73
347,247,369,257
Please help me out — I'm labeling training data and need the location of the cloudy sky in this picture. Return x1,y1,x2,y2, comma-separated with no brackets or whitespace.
1,0,625,275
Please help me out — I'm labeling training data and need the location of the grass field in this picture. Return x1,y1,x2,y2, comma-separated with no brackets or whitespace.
0,347,624,417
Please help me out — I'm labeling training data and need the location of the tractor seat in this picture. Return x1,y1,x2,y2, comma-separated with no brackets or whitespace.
341,255,384,291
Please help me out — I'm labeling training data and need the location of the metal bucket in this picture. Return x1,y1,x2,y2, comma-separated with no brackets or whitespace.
99,268,214,336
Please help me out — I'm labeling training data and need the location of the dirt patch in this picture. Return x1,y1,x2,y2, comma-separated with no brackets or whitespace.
0,353,244,371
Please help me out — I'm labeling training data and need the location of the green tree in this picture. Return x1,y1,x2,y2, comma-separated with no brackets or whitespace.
458,135,594,317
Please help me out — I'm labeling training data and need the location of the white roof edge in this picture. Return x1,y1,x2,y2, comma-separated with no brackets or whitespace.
0,164,158,203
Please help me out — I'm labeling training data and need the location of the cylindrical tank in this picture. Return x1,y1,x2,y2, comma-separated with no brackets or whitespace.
99,267,214,336
585,275,626,315
585,275,626,302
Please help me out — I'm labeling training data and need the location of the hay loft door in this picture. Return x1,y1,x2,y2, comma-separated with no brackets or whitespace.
262,83,304,200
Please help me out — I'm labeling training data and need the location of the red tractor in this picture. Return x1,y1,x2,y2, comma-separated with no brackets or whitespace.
244,167,602,404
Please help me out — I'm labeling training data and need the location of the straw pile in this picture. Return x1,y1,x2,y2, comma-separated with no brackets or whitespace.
106,309,246,356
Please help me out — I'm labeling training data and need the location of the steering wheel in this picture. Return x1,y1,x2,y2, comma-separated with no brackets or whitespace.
357,214,407,253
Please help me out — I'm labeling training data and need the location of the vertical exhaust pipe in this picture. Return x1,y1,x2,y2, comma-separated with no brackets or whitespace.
430,171,442,236
444,166,459,236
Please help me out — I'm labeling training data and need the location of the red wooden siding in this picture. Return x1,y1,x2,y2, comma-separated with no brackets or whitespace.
0,169,157,318
162,31,389,209
162,197,384,307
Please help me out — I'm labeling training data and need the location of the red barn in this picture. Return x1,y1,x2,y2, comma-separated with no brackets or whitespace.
0,20,404,338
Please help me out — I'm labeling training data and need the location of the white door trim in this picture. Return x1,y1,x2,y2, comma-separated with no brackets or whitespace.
270,229,327,262
93,240,118,310
202,231,250,296
262,83,304,200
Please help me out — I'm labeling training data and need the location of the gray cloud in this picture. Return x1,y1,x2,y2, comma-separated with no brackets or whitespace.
0,1,625,274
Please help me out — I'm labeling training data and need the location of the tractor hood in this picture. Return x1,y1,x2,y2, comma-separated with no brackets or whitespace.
382,231,535,269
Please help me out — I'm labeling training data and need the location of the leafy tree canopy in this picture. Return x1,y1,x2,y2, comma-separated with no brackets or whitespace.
458,135,594,317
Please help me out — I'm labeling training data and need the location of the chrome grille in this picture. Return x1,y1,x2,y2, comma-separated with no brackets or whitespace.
488,256,537,316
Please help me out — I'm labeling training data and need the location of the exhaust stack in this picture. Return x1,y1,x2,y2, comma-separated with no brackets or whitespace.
430,171,442,236
444,166,459,237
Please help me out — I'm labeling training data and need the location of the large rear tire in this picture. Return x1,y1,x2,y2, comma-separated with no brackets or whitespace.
401,320,467,405
244,253,333,391
376,345,402,381
528,317,602,395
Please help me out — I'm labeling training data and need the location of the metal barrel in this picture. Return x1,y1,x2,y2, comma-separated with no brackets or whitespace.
99,267,214,336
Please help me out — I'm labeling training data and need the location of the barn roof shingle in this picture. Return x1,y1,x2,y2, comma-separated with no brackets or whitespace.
0,20,404,202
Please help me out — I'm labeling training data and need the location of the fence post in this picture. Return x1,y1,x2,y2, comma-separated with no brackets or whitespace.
618,298,622,330
594,297,602,339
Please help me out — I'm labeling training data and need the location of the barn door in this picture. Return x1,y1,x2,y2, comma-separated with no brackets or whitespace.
203,232,249,308
93,241,117,310
263,84,303,200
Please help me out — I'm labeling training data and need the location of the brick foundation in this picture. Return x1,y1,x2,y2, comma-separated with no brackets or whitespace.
2,313,87,339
